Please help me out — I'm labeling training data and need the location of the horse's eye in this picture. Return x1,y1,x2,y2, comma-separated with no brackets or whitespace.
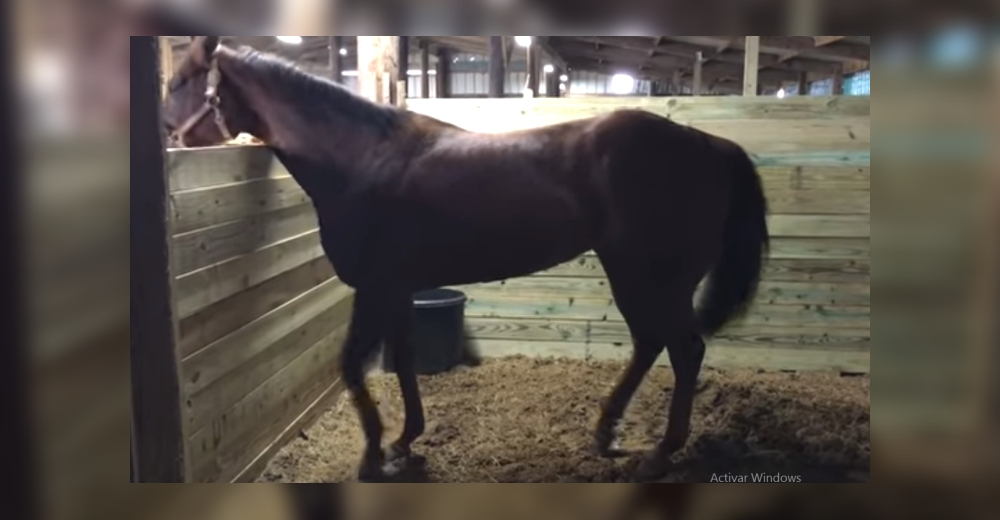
168,76,185,93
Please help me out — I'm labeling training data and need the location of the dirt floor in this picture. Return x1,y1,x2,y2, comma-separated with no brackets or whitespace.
259,356,869,483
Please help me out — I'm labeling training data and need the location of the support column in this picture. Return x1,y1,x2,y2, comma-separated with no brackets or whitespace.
131,36,186,483
396,37,409,105
832,63,844,95
329,36,343,83
357,36,399,104
743,36,760,96
436,47,451,98
526,42,539,97
546,66,560,98
420,41,430,98
489,36,505,98
693,51,703,97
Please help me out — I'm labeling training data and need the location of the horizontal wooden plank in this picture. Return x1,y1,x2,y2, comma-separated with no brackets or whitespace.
172,202,319,276
762,259,869,284
471,339,869,373
171,176,311,234
467,317,869,351
758,166,870,192
589,321,869,350
174,230,326,319
537,256,867,284
692,119,869,154
768,215,870,238
463,295,869,328
586,342,870,373
460,278,868,307
181,277,352,397
751,151,870,168
177,257,335,359
184,294,352,438
407,96,870,126
466,317,590,343
768,238,869,260
538,255,606,278
765,189,869,215
167,145,288,192
233,378,346,483
188,324,347,483
564,239,870,262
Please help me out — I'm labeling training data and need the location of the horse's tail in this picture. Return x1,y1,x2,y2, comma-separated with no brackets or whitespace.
696,146,769,337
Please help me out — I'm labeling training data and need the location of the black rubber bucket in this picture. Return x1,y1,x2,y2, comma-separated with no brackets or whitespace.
382,288,468,375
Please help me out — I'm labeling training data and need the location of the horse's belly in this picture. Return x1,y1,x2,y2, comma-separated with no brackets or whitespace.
398,227,591,288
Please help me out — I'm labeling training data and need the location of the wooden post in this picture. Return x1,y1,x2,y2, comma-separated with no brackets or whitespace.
546,66,560,98
693,51,703,97
526,43,539,97
131,36,186,483
797,71,809,96
831,63,844,95
329,36,343,83
436,47,451,98
1,11,35,510
743,36,760,96
489,36,505,98
357,36,399,104
159,37,173,99
420,41,430,98
396,37,409,106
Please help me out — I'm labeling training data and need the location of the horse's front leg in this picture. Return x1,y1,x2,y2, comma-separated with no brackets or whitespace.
341,291,389,481
383,293,425,467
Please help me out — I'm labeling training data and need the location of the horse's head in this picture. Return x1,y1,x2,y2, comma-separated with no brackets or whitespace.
162,36,250,148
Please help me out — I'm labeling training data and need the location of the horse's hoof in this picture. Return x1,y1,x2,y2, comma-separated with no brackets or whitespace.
594,429,625,458
633,451,673,482
357,451,388,482
386,442,411,463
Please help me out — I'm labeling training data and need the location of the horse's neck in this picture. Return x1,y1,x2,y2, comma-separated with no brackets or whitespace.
227,59,386,205
270,148,351,205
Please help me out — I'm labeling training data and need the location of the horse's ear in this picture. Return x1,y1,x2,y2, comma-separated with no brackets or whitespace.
190,36,220,67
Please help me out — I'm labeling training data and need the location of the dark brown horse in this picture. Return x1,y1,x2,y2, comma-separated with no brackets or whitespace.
162,37,769,482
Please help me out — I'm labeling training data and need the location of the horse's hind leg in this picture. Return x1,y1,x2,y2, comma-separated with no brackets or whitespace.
635,300,705,481
383,294,425,466
341,291,389,481
593,249,671,457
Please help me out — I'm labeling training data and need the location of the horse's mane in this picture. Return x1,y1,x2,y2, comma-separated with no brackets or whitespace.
227,46,403,135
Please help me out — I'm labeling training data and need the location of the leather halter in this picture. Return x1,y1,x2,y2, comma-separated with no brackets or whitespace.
169,57,234,147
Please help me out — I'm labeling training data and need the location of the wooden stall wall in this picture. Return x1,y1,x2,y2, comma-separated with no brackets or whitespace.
167,146,354,482
407,96,870,374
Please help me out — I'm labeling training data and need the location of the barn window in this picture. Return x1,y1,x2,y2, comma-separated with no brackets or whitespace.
844,70,870,96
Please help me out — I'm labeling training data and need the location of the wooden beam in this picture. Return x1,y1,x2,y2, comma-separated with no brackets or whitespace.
503,36,515,69
489,36,505,98
535,37,568,70
832,63,844,95
744,36,760,96
546,65,561,98
814,36,846,47
436,47,451,98
356,36,399,104
131,36,186,483
396,37,409,105
526,42,540,97
2,2,35,504
159,37,173,99
420,40,430,99
328,36,342,83
693,51,704,96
